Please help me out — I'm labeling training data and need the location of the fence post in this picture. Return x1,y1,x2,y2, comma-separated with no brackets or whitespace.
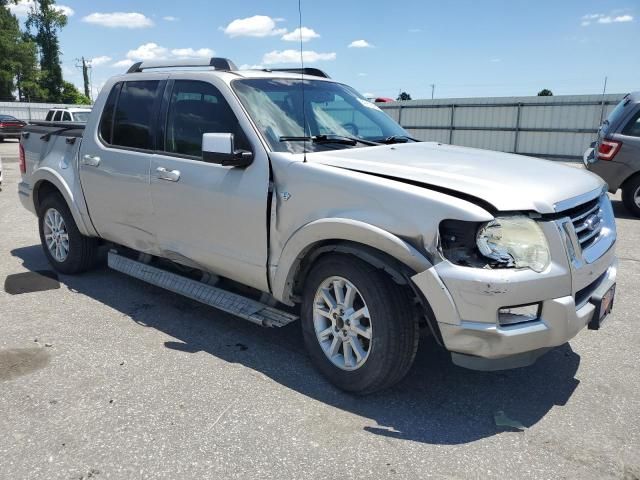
397,105,403,127
513,103,522,154
449,104,455,144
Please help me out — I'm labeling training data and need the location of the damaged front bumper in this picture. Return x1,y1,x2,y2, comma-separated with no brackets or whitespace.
411,205,618,371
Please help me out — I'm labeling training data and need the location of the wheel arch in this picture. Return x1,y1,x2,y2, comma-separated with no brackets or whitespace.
31,169,95,237
271,218,433,306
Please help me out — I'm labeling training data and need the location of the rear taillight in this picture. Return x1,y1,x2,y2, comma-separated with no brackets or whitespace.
0,123,5,128
19,144,26,174
597,140,622,161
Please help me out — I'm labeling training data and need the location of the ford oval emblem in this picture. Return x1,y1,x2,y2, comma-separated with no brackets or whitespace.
583,214,601,232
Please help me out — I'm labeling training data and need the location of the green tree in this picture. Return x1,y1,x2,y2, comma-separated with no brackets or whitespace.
25,0,68,102
60,81,90,105
397,91,412,101
0,1,40,100
537,89,553,96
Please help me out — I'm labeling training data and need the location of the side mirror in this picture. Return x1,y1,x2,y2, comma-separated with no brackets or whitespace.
202,133,253,168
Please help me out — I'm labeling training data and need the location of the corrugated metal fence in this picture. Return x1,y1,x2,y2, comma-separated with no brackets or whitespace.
378,93,626,160
0,102,89,122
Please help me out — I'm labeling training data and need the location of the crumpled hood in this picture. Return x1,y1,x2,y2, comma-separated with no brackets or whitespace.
308,142,604,213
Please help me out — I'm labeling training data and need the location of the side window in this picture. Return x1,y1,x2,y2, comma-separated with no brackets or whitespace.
53,110,62,121
62,111,71,121
112,80,161,150
622,110,640,138
99,83,121,144
45,111,54,121
165,80,249,158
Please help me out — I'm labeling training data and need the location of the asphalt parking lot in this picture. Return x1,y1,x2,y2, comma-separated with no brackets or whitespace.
0,139,639,479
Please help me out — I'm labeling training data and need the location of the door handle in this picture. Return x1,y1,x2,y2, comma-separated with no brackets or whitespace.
81,154,101,167
156,166,181,182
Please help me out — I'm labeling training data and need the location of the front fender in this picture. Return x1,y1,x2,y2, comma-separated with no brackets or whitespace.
31,167,96,237
271,218,433,304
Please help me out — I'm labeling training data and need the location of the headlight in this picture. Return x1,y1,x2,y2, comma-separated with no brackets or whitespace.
476,216,550,272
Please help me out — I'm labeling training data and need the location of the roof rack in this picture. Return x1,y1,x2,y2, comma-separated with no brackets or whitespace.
126,57,237,74
262,68,331,79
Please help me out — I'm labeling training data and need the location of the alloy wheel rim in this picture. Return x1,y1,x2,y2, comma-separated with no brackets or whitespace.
313,276,372,371
634,186,640,208
43,208,69,262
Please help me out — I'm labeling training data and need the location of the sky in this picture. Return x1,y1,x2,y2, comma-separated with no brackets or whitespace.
8,0,640,101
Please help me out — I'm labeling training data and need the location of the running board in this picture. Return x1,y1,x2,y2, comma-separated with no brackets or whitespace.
107,252,298,328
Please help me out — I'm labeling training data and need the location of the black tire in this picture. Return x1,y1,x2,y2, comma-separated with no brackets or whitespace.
622,174,640,218
301,254,419,394
38,193,99,274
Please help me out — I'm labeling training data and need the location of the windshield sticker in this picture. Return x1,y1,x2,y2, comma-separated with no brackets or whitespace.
357,97,383,111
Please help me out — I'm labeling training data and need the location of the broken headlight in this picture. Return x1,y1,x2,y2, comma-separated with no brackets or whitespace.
476,216,550,273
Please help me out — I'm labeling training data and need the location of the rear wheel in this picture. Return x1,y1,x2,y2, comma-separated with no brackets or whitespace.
622,174,640,218
301,254,419,394
38,193,99,274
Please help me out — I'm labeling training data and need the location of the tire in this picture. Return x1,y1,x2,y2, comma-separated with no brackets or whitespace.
38,193,99,274
622,174,640,218
301,254,419,394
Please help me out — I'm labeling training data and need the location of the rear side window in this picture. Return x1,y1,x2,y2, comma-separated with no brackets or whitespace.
99,83,121,143
62,111,71,121
53,111,62,121
112,80,162,150
45,111,54,121
622,110,640,138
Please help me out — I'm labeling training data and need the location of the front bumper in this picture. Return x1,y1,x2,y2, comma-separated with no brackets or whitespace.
411,195,617,371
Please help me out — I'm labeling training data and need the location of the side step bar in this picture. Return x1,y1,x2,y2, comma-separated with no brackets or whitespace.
107,252,298,328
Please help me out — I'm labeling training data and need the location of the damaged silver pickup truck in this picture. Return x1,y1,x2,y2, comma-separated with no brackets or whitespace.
18,58,617,393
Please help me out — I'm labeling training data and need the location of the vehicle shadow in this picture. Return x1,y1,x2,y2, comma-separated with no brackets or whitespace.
611,199,637,220
10,244,581,445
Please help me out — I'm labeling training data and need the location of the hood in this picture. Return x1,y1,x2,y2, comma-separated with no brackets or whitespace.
308,142,604,214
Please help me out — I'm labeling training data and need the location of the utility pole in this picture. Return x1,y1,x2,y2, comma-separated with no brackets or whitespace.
430,84,435,100
599,76,608,124
75,57,92,100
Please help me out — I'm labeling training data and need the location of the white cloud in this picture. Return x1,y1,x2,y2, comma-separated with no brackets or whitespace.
581,12,634,26
281,27,320,42
9,0,74,17
262,49,336,65
223,15,287,38
239,64,265,70
357,72,367,76
90,56,112,66
111,43,215,68
348,39,373,48
82,12,154,28
170,48,215,59
363,92,375,98
408,28,422,33
163,16,178,21
490,58,501,63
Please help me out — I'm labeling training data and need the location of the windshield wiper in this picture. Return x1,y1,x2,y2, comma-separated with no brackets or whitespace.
279,134,381,146
370,135,419,144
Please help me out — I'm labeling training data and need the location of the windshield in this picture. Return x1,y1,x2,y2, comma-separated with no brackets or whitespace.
232,78,410,153
72,112,91,122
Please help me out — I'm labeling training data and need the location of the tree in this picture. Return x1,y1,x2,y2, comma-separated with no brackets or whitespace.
397,91,412,101
537,89,553,96
60,81,91,105
25,0,68,102
0,1,40,100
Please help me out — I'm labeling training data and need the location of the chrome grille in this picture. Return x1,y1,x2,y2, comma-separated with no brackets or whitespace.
568,197,602,250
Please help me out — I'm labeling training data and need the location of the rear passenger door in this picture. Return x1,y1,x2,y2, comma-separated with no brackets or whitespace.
79,79,165,252
149,79,271,291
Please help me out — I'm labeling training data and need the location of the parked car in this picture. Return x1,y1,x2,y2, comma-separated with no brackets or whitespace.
584,92,640,216
18,58,617,393
0,114,27,141
45,107,92,123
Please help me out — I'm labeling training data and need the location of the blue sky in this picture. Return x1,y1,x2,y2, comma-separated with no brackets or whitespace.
9,0,640,100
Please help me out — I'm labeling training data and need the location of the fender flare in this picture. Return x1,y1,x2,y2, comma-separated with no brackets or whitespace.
271,218,433,304
31,168,96,237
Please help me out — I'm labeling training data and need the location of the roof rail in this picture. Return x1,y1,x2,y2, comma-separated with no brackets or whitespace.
262,68,330,79
126,57,237,74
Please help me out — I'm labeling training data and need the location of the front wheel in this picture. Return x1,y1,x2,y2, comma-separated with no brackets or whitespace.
622,174,640,218
38,193,99,274
301,254,419,394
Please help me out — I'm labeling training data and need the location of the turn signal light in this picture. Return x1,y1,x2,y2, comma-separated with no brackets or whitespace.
19,143,26,174
597,140,622,161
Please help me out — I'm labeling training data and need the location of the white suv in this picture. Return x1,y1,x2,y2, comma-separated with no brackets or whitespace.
45,107,92,123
